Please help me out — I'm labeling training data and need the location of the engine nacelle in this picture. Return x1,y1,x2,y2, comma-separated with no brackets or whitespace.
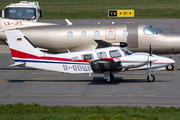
89,60,122,73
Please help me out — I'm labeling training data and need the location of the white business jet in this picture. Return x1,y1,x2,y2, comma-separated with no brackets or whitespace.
5,30,175,83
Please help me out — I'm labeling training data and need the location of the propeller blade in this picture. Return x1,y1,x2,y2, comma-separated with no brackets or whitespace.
149,44,152,56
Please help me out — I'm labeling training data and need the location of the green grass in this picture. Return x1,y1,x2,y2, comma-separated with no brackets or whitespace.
0,103,180,120
0,0,180,19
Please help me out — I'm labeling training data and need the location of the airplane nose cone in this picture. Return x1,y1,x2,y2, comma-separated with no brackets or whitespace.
170,58,175,64
165,57,175,64
155,55,175,66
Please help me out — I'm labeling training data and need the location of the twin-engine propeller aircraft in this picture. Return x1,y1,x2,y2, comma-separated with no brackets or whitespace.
5,30,175,83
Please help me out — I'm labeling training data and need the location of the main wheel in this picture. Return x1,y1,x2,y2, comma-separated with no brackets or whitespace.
166,64,174,71
147,74,155,82
110,72,114,81
105,72,114,83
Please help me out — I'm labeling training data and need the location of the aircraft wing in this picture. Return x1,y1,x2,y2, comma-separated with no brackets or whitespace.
94,39,128,48
89,58,123,73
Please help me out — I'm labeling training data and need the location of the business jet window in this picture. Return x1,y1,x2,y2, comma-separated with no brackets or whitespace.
94,31,100,38
108,30,113,37
123,30,128,37
143,27,157,35
81,31,86,38
97,51,107,59
109,50,121,58
82,54,94,60
67,31,73,38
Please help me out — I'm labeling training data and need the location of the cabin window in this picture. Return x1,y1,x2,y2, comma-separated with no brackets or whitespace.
67,31,73,38
123,30,128,37
81,31,86,38
82,54,94,60
108,30,113,38
109,50,121,58
144,27,157,35
94,31,100,38
71,56,78,60
97,52,107,59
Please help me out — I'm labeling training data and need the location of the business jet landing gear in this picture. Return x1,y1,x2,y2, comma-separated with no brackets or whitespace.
166,64,174,71
147,74,155,82
104,71,114,83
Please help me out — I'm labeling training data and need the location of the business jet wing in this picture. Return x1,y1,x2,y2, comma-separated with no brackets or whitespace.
94,39,128,48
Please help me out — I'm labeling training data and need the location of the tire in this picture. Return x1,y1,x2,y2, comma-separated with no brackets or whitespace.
147,74,155,82
166,64,174,71
110,72,114,81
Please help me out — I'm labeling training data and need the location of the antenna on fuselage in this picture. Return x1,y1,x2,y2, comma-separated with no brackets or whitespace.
65,19,73,26
90,43,95,49
64,46,70,53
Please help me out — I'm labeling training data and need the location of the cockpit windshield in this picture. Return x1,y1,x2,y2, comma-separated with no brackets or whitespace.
144,27,158,35
5,8,36,20
150,26,163,33
121,48,133,56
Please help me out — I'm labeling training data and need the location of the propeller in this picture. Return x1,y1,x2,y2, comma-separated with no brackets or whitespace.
149,43,152,56
149,44,152,69
148,43,158,70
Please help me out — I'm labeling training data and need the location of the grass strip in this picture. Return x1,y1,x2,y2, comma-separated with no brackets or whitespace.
0,103,180,120
0,0,180,19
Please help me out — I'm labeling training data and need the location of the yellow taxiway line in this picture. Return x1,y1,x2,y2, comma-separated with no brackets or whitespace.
115,95,156,97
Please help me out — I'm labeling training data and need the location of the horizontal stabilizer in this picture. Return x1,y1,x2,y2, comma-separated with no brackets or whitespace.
8,62,25,67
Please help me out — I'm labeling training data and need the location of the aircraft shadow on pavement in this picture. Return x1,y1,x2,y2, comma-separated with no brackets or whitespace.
88,77,171,85
88,77,147,85
6,77,171,84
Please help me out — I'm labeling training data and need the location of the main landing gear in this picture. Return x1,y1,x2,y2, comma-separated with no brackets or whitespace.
104,71,114,83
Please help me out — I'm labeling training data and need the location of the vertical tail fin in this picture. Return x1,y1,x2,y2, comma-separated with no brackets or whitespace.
5,29,44,59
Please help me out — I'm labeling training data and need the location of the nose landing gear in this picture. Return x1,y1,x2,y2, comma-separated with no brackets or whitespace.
147,74,155,82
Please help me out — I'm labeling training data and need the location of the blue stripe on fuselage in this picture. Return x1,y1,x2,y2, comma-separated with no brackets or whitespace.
14,59,89,65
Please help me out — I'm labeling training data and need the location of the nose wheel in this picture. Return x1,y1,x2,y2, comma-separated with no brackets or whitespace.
147,74,155,82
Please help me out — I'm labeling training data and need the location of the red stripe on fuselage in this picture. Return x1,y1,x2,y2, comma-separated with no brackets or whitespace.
100,58,115,63
10,48,90,63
